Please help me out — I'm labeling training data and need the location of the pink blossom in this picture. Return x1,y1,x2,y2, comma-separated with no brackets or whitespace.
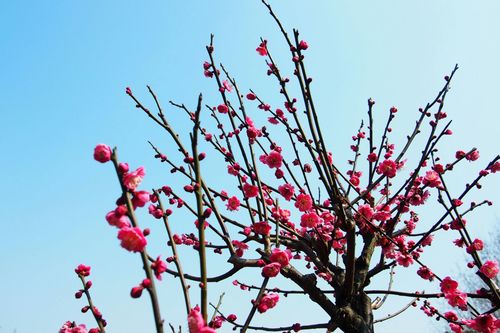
75,264,91,277
106,209,131,228
445,290,468,311
449,323,463,333
423,170,441,188
464,314,500,333
300,212,320,228
256,41,268,56
373,205,391,221
295,193,313,212
132,190,150,208
355,204,374,224
226,196,241,211
243,183,259,198
440,276,458,294
479,260,499,279
262,262,281,277
444,311,459,322
466,150,480,161
123,167,146,191
117,227,147,252
350,176,360,186
376,159,397,178
232,240,249,257
264,150,283,169
151,256,167,280
396,253,414,267
222,80,233,93
188,307,217,333
253,221,271,236
278,183,295,201
93,144,112,163
148,204,164,219
257,293,279,313
421,235,433,247
489,161,500,173
466,239,484,254
59,321,88,333
417,266,434,281
367,152,377,163
269,248,291,266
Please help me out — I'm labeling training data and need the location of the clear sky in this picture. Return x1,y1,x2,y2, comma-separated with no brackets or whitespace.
1,1,499,332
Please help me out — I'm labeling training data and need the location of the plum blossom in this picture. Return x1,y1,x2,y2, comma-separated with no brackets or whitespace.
423,170,441,188
226,196,241,211
295,193,313,212
261,150,283,169
440,276,458,294
132,190,150,208
151,256,167,280
217,104,229,114
59,321,88,333
278,183,295,201
106,211,130,229
257,293,279,313
256,41,268,56
117,227,147,252
123,167,146,191
300,212,320,228
75,264,91,277
445,290,468,311
93,144,112,163
464,313,500,333
222,80,233,93
269,248,291,267
376,159,397,178
188,307,216,333
253,221,271,236
243,183,259,198
262,262,281,277
479,260,499,279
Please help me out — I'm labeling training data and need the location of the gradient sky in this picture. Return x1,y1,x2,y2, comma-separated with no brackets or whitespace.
1,1,499,332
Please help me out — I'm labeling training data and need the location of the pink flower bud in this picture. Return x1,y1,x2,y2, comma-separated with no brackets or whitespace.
130,286,143,298
217,104,229,114
118,162,129,174
93,144,112,163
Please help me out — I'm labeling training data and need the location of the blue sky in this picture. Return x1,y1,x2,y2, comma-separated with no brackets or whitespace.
1,1,499,332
